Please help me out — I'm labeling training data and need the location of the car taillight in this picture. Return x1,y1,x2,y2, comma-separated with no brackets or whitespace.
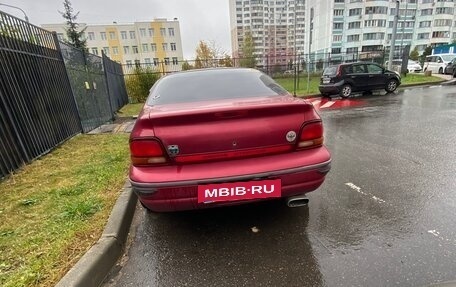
130,138,167,165
298,121,324,149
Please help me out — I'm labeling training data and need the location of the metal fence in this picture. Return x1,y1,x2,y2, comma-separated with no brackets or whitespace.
0,11,128,178
0,11,82,178
122,50,387,79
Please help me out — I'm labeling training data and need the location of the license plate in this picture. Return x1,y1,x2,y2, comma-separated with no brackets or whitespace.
323,78,330,84
197,179,282,204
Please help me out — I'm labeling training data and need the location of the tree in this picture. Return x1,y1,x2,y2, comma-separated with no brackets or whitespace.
239,31,256,68
409,46,419,61
419,45,433,64
182,60,193,71
59,0,87,50
219,55,233,67
195,40,216,68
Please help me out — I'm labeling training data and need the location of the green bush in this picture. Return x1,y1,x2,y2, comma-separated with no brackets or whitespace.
125,66,161,103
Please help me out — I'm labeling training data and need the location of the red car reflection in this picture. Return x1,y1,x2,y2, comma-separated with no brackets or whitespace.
129,68,331,212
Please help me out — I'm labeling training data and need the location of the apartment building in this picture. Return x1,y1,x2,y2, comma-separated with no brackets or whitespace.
230,0,456,65
42,19,184,68
308,0,456,61
229,0,306,67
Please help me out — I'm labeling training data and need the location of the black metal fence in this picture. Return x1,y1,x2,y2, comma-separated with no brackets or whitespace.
0,11,127,178
122,50,387,80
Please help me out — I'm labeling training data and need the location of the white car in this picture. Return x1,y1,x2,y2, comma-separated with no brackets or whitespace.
385,59,422,73
424,54,456,74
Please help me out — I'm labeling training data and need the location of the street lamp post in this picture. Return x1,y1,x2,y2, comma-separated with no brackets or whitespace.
0,3,29,22
388,1,400,71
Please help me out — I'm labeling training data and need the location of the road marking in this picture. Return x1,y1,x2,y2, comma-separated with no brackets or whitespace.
345,183,386,203
320,101,335,109
310,99,321,106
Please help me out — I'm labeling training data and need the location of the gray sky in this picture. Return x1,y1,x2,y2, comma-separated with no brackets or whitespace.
3,0,232,59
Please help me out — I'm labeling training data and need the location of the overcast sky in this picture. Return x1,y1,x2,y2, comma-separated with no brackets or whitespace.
2,0,232,59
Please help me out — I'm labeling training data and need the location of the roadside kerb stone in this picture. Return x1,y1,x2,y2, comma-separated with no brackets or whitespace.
56,181,137,287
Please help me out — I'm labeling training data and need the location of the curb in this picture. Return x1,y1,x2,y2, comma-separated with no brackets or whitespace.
56,181,137,287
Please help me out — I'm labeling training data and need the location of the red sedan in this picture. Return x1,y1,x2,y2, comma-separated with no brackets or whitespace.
129,68,331,212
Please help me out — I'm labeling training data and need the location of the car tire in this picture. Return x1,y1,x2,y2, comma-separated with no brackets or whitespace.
340,84,352,98
439,67,443,74
385,79,399,93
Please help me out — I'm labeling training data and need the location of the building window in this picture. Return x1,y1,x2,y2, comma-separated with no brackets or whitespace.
363,32,385,40
172,57,178,65
126,60,132,67
103,47,109,55
331,47,341,54
365,7,387,14
164,57,170,65
434,19,452,27
168,28,175,36
145,58,151,66
436,7,454,14
419,21,431,28
170,43,177,51
160,28,166,36
153,58,159,66
162,43,168,51
88,32,95,40
151,43,157,52
333,22,343,29
421,8,433,16
142,43,149,52
349,8,362,16
57,33,64,41
121,31,127,39
334,9,344,16
421,0,433,2
417,33,429,39
108,31,115,40
140,28,146,37
346,47,358,54
365,20,386,27
148,28,154,37
123,46,130,54
347,34,360,42
132,46,138,54
135,60,140,67
129,31,136,39
100,32,107,40
432,31,450,38
333,35,342,42
334,0,344,2
112,46,119,55
91,47,98,55
348,21,361,29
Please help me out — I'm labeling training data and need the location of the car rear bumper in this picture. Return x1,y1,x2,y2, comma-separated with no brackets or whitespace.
130,146,331,212
318,81,344,94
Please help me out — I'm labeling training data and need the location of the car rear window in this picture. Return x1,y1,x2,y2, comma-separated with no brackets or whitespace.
323,66,337,75
146,68,288,105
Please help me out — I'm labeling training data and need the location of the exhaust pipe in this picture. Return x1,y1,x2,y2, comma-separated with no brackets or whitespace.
286,195,309,208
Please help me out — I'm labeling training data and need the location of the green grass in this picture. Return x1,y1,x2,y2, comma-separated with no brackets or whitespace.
117,103,144,117
274,73,444,97
0,134,130,287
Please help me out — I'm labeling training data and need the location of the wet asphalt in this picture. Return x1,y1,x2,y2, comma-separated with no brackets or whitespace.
105,85,456,287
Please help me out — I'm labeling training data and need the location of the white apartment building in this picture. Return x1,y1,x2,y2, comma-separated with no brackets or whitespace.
42,19,184,68
229,0,306,67
230,0,456,65
308,0,456,62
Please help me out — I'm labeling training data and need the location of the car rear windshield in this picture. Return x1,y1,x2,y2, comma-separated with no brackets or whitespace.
323,66,337,75
441,55,456,62
146,69,288,105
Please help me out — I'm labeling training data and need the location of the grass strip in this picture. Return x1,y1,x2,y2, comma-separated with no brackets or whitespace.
0,134,130,287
